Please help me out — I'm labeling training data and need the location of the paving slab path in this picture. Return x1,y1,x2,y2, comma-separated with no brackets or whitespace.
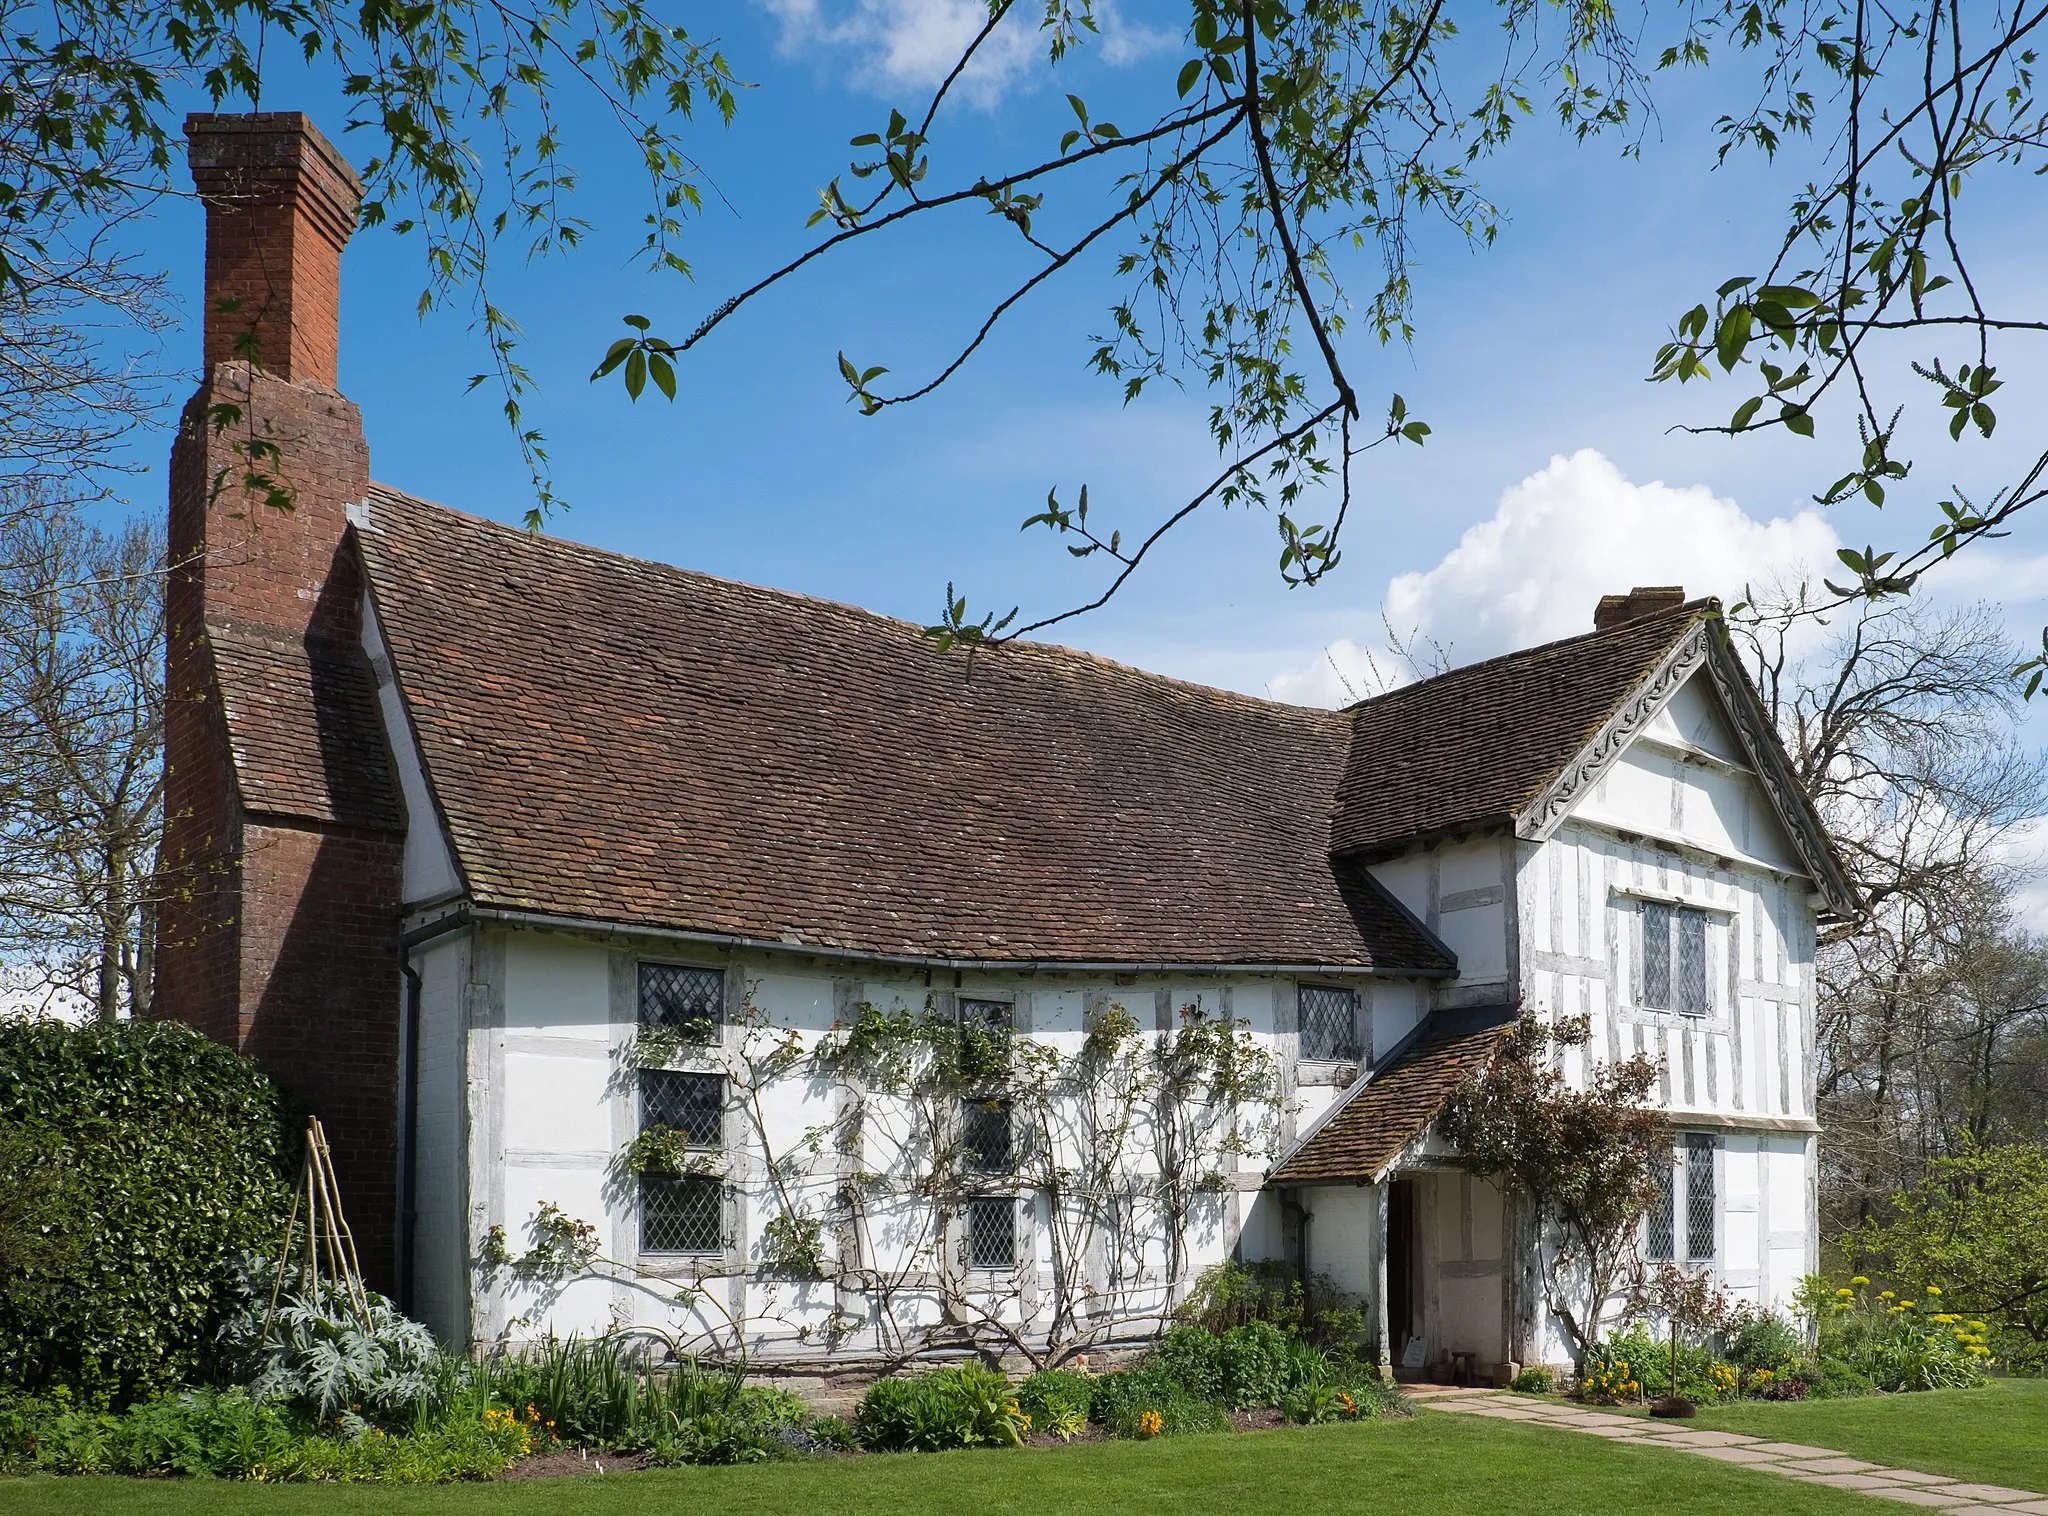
1406,1385,2048,1515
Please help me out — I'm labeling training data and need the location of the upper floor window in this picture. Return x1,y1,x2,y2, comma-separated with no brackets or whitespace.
1298,985,1360,1063
640,962,724,1033
1641,902,1710,1016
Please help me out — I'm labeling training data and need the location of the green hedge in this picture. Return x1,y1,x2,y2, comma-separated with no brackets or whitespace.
0,1018,299,1402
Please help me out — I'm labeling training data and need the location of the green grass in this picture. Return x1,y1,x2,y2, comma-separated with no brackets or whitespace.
2,1412,1893,1516
1692,1376,2048,1492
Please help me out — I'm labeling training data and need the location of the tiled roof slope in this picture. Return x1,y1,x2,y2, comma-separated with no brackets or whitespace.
208,621,403,830
354,487,1455,970
1267,1003,1519,1184
1330,602,1711,856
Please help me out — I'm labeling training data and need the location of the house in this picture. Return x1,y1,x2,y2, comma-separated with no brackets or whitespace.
154,112,1858,1375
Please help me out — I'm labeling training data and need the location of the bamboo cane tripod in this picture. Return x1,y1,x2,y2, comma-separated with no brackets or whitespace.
260,1115,373,1344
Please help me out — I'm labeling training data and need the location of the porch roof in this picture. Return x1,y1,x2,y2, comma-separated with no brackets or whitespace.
1267,1003,1518,1185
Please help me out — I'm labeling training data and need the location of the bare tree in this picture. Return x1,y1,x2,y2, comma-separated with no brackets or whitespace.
1732,591,2048,1234
0,490,164,1020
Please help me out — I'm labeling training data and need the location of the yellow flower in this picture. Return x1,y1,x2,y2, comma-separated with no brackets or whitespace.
1879,1289,1896,1300
1925,1285,1942,1296
1835,1287,1855,1299
1851,1276,1870,1287
1138,1409,1164,1437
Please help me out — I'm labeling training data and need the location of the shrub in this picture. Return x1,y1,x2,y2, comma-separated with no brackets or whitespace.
805,1414,859,1452
1148,1325,1224,1401
1727,1309,1803,1373
1177,1260,1370,1353
471,1335,754,1451
1214,1320,1295,1408
1016,1369,1094,1430
1808,1279,1989,1393
0,1018,299,1402
0,1387,529,1482
1088,1369,1231,1438
855,1366,1025,1452
215,1255,440,1428
1509,1366,1555,1394
1581,1327,1733,1404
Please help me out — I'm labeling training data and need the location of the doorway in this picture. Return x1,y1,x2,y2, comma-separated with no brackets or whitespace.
1387,1177,1418,1367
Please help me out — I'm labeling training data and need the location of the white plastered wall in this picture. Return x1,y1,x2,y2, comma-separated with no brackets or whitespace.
450,924,1429,1358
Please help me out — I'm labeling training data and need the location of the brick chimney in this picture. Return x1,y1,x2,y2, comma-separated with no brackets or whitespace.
1593,586,1687,632
155,113,406,1290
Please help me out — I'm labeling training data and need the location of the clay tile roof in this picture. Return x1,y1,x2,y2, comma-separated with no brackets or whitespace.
1331,601,1714,856
1268,1003,1520,1185
353,486,1457,971
208,621,402,831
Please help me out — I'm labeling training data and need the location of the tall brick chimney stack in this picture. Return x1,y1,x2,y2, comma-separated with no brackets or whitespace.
156,113,406,1291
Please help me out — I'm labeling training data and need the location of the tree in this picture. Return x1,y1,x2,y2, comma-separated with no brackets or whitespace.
1848,1142,2048,1365
1732,592,2048,1232
1436,1012,1661,1371
0,491,165,1021
9,2,2047,634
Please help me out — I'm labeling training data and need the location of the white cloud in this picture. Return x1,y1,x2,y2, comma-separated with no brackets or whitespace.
1266,449,1842,706
1993,813,2048,935
758,0,1172,103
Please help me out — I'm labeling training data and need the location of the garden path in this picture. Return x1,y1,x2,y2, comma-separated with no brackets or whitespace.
1409,1385,2048,1515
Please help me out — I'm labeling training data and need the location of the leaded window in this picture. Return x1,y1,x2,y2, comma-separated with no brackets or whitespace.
641,1069,724,1147
1298,985,1360,1062
958,997,1014,1032
641,1176,722,1255
1642,903,1711,1016
1647,1151,1677,1261
964,1196,1015,1271
961,1097,1013,1174
640,962,724,1032
1685,1133,1716,1260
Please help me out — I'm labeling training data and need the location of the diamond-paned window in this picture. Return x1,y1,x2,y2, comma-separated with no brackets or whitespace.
641,1175,722,1255
1676,910,1708,1016
1685,1133,1716,1260
640,962,724,1032
1298,985,1359,1063
961,1097,1013,1174
1642,902,1672,1010
1642,904,1711,1016
964,1196,1015,1271
958,997,1014,1032
641,1069,723,1148
1646,1151,1677,1261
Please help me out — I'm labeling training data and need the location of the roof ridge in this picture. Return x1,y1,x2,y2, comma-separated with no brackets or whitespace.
362,482,1346,725
1341,596,1719,713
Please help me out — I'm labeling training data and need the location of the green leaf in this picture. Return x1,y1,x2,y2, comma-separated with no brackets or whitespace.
1177,59,1203,96
649,352,676,400
1730,396,1762,431
625,349,647,400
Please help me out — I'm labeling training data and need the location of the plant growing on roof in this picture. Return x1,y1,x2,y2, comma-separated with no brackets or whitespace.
1437,1012,1662,1373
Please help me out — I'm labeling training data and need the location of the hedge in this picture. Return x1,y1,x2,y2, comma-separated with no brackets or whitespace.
0,1018,299,1402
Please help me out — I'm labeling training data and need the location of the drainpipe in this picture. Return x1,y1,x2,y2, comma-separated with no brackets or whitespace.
398,955,423,1318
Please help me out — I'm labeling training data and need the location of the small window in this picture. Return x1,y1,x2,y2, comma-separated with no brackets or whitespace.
1646,1150,1676,1261
1644,1135,1715,1263
964,1196,1015,1271
1684,1133,1716,1261
958,997,1014,1032
961,1097,1013,1174
1641,903,1711,1016
1298,985,1360,1062
640,962,724,1032
641,1176,722,1255
641,1069,724,1148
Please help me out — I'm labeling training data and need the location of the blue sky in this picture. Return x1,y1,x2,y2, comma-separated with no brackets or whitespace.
117,1,2048,707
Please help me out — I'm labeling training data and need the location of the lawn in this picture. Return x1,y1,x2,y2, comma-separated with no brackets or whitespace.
1,1412,1891,1516
1692,1376,2048,1492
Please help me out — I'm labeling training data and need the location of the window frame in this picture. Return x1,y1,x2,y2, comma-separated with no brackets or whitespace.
959,1094,1014,1176
638,959,727,1035
1643,1132,1717,1265
1638,901,1715,1018
635,1063,727,1259
1297,984,1362,1064
961,1195,1018,1274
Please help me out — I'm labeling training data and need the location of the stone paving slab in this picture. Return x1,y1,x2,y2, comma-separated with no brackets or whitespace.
1871,1489,1975,1507
1418,1393,2045,1514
